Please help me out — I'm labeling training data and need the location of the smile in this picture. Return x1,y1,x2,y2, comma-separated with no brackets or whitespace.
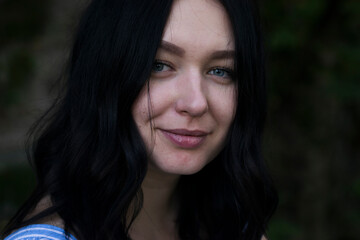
160,129,208,148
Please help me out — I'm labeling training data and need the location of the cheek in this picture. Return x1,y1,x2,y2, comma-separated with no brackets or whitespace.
132,87,150,129
131,82,172,147
132,88,155,156
139,80,177,124
209,85,236,126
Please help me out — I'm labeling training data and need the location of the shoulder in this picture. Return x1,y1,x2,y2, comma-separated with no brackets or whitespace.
4,224,77,240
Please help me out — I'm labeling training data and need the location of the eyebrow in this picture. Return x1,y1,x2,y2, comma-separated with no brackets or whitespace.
159,40,185,56
159,40,235,59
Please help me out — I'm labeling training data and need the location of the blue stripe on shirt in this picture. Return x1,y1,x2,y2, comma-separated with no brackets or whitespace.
4,224,77,240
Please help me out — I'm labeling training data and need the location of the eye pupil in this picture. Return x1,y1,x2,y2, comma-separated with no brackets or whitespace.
214,69,224,76
153,63,164,72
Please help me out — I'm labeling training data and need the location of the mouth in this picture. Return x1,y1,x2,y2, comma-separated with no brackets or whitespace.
160,129,208,148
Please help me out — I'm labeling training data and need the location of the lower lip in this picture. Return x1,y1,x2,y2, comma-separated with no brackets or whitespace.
161,130,206,148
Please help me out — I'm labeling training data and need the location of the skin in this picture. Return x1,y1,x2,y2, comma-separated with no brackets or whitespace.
132,0,236,177
131,0,236,239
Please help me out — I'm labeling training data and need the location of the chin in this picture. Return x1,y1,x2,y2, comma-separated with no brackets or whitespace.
149,155,211,176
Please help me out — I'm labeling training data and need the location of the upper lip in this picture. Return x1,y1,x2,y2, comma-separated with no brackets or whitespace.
161,129,208,136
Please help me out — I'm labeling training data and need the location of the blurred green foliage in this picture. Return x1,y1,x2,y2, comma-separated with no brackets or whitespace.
0,0,49,228
268,218,302,240
0,0,49,46
0,49,34,110
0,164,35,229
0,0,48,114
260,0,360,239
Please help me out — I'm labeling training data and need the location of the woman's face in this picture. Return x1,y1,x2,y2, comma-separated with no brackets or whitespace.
132,0,236,175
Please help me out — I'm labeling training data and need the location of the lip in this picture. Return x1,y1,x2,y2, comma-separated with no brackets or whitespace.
160,129,208,148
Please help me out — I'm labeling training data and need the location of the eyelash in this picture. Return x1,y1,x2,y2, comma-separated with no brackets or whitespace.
208,67,234,79
152,60,173,72
152,60,234,80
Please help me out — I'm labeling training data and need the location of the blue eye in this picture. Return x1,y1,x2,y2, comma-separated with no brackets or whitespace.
152,61,171,72
208,67,233,78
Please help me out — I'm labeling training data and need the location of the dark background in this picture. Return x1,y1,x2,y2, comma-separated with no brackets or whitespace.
0,0,359,239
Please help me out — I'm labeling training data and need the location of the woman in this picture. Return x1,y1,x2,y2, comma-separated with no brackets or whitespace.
2,0,277,239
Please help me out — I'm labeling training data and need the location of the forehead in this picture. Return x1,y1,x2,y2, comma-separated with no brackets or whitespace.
163,0,234,51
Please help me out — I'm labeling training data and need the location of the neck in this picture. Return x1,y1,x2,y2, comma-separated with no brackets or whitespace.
129,165,180,240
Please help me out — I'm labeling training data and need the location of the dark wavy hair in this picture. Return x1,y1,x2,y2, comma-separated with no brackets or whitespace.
2,0,278,239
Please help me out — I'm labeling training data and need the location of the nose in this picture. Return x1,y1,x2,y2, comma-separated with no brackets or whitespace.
175,72,208,117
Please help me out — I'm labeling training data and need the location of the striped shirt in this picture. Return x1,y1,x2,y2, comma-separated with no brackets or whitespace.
4,224,77,240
